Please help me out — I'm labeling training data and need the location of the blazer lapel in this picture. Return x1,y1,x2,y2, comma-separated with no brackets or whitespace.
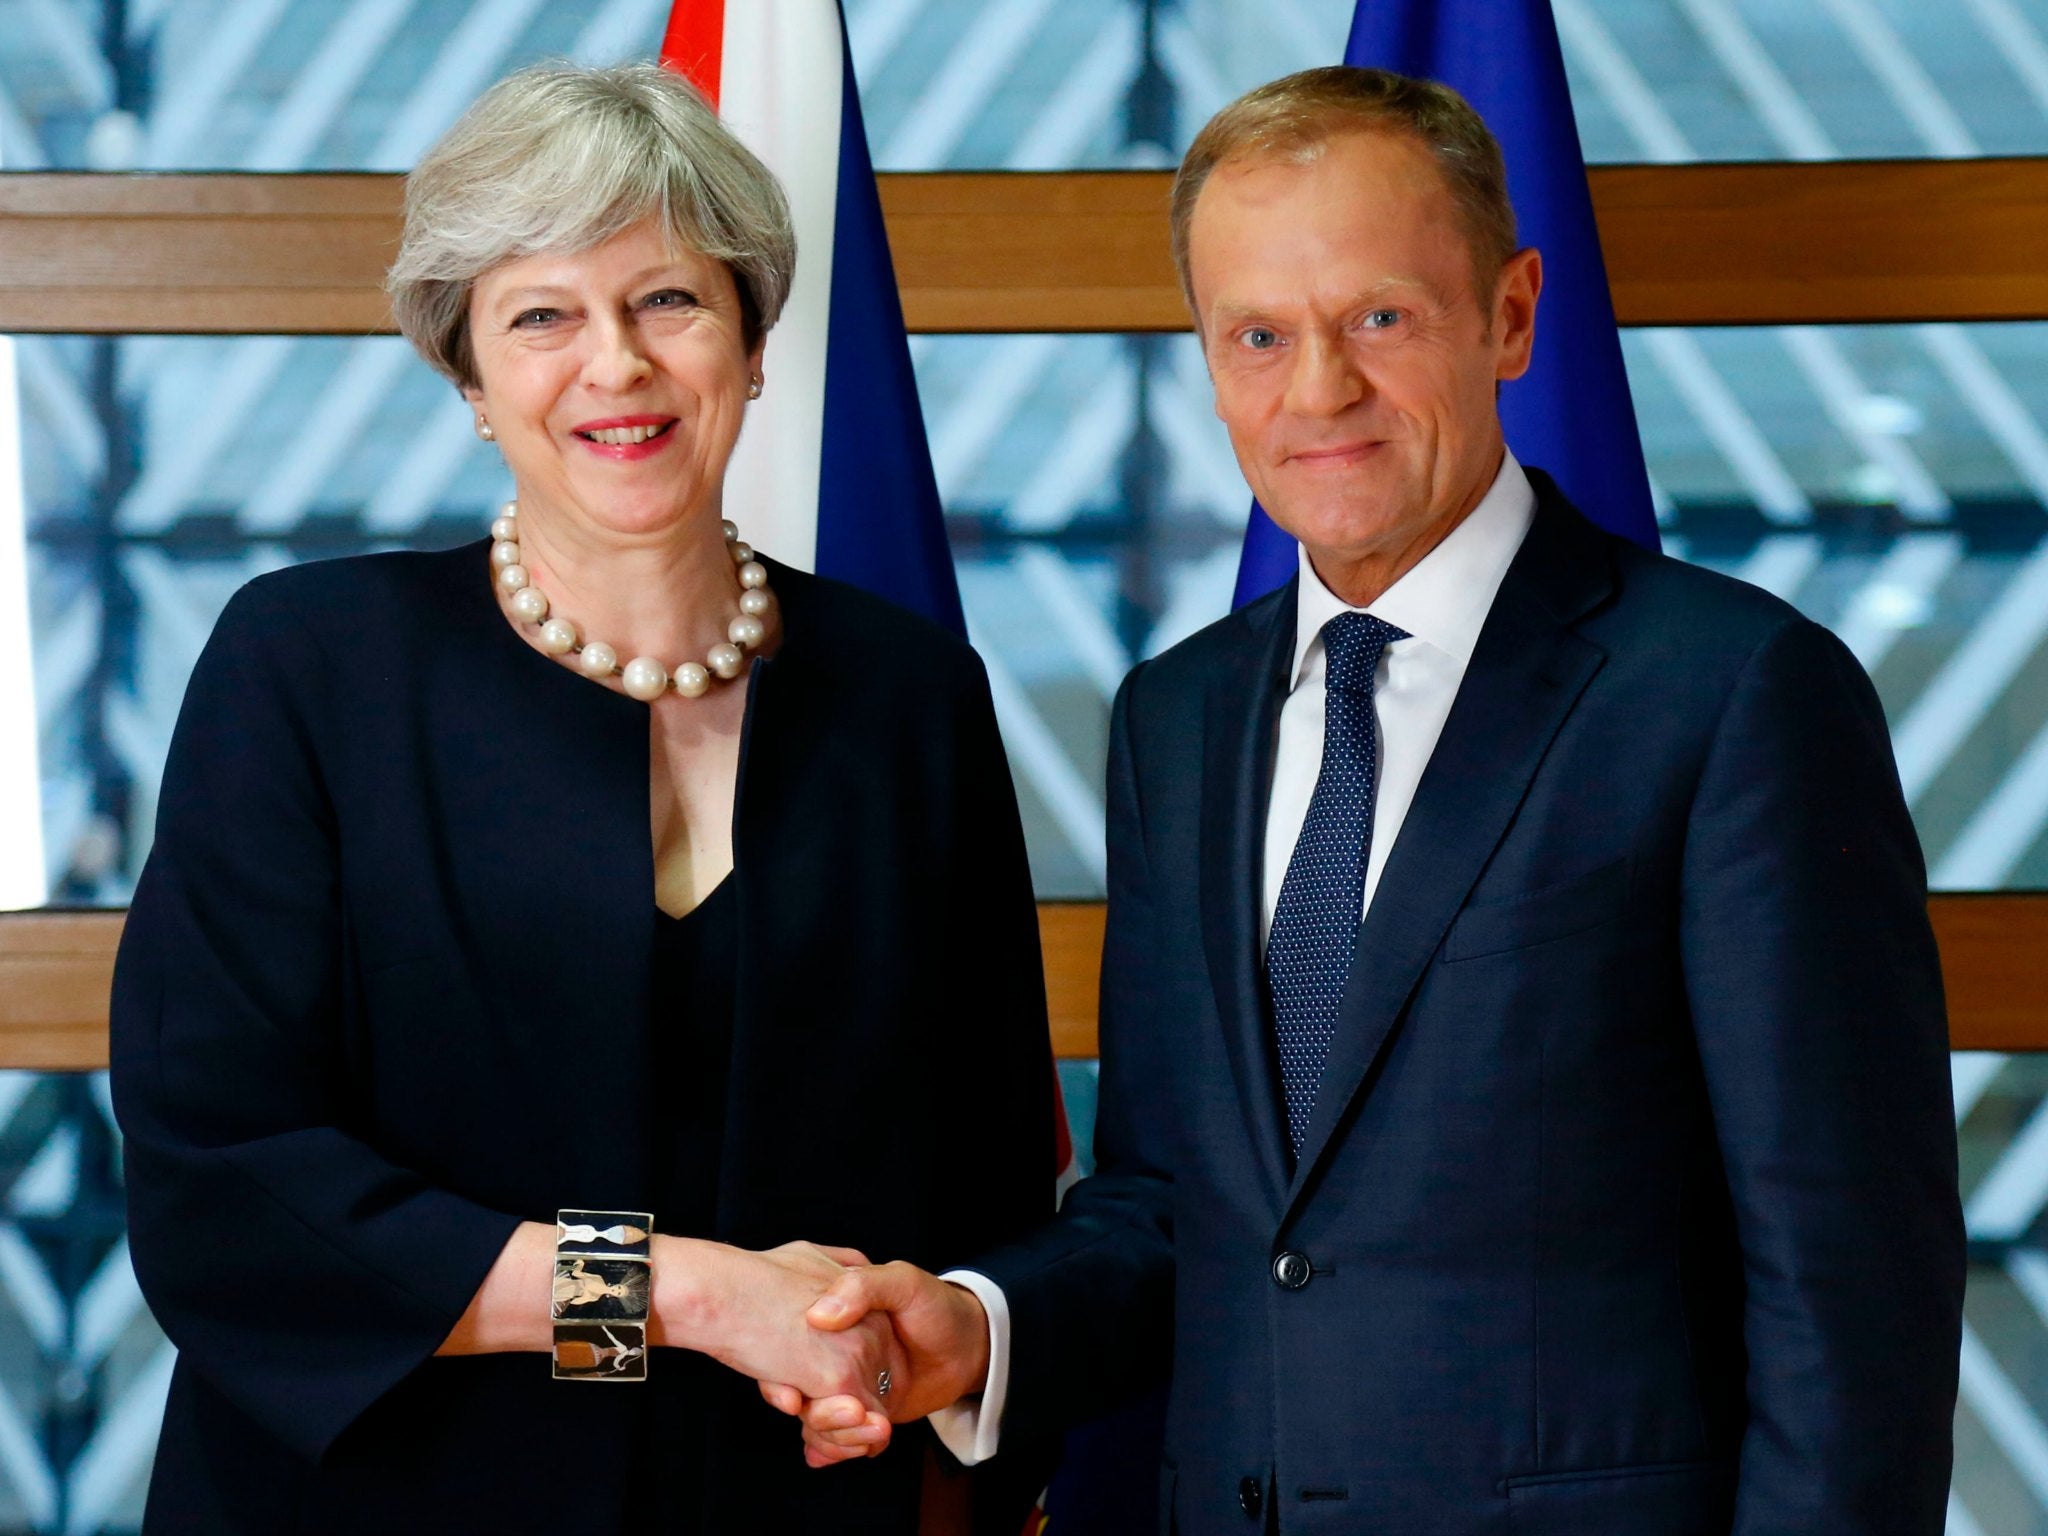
1198,579,1299,1210
1282,491,1615,1215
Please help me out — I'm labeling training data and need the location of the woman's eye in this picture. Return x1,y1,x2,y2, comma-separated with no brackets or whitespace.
642,289,697,311
511,308,560,328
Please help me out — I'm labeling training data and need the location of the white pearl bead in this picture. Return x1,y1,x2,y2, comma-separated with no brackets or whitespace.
539,618,578,655
728,614,765,648
501,499,519,518
738,561,767,590
729,541,753,565
621,656,669,701
510,586,549,623
490,515,518,543
491,539,521,569
722,520,738,542
498,563,529,593
578,641,618,678
739,589,772,617
674,661,710,698
707,642,744,679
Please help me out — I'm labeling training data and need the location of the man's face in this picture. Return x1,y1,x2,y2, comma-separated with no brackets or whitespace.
1188,129,1539,579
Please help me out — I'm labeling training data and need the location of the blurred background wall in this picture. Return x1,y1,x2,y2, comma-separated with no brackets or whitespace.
2,1,2046,1529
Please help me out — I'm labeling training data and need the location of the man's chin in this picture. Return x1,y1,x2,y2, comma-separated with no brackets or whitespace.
1259,497,1407,557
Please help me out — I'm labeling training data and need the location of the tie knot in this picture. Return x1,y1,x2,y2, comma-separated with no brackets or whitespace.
1321,612,1408,692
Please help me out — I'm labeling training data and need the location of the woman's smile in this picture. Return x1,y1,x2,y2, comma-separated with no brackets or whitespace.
572,414,681,460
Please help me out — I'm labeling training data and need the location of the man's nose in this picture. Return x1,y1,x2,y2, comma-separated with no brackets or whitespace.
584,313,654,392
1284,331,1365,417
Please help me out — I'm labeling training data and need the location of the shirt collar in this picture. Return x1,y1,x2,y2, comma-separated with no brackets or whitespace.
1290,448,1537,685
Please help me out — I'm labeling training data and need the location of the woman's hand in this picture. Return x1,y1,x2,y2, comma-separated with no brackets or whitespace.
653,1237,901,1417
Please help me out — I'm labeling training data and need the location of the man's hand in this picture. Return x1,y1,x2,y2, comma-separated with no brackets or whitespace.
755,1261,991,1467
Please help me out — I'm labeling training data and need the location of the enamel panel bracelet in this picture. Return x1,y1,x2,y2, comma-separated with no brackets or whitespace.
550,1209,654,1382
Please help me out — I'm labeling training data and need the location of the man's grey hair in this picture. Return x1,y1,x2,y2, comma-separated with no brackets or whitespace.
1171,66,1517,323
387,61,796,389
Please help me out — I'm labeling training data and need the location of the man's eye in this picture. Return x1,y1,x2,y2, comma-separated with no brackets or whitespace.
1242,327,1279,350
1362,308,1402,329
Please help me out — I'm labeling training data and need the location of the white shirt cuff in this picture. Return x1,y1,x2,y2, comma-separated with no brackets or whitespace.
926,1269,1011,1466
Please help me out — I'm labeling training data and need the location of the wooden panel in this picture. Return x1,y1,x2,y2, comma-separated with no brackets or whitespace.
1928,895,2048,1054
880,171,1186,332
1039,901,1108,1060
10,896,2045,1070
0,174,401,334
0,910,125,1071
1593,159,2048,328
3,162,2048,334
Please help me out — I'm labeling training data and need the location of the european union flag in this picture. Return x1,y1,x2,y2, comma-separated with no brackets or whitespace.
1232,0,1661,608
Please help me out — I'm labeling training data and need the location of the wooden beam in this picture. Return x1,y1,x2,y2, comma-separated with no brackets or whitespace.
2,161,2048,335
9,897,2044,1071
0,174,401,335
1592,159,2048,328
1040,902,1109,1061
1927,895,2048,1054
0,911,128,1071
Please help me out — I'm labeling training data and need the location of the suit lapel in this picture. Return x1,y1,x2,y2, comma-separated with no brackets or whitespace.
1282,490,1615,1216
1198,579,1298,1210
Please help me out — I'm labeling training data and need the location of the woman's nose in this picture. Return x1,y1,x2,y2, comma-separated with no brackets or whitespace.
583,315,654,392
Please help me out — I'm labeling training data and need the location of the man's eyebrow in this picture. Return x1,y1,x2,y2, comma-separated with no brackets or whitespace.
1208,277,1440,327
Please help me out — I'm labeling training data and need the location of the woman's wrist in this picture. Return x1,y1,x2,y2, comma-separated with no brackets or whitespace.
646,1234,730,1353
438,1219,557,1356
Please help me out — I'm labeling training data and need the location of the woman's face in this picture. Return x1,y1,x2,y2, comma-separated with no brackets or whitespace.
463,219,763,544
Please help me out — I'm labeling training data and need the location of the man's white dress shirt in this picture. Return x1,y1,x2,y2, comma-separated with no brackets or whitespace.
931,453,1537,1466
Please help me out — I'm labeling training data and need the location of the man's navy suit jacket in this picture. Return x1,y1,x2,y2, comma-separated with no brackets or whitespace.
972,475,1964,1536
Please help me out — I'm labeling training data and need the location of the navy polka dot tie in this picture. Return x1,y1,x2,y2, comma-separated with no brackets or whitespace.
1266,612,1409,1159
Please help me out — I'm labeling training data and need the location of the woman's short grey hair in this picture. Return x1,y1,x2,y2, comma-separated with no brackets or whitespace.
387,61,796,389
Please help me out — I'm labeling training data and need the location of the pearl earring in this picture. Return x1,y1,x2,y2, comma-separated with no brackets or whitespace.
476,418,495,442
747,377,762,400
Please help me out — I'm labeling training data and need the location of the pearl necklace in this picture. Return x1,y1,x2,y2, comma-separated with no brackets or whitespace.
488,500,775,701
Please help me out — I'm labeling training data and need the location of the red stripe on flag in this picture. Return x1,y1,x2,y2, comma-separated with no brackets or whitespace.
1051,1061,1073,1176
660,1,724,108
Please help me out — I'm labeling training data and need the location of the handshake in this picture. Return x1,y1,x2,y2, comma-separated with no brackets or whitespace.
690,1240,992,1467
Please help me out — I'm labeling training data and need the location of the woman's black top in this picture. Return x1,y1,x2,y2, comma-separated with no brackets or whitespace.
651,881,737,1244
110,544,1055,1534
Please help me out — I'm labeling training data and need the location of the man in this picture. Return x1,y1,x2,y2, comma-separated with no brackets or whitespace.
781,67,1964,1534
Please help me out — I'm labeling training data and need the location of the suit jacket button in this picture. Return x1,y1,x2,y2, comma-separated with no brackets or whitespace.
1272,1250,1312,1290
1238,1476,1263,1517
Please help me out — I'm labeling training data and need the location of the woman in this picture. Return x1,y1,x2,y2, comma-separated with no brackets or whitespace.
110,62,1052,1534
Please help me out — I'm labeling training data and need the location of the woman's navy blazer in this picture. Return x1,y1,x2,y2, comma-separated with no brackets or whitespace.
110,542,1053,1533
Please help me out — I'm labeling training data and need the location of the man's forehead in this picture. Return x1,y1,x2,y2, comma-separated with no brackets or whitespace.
1189,159,1468,312
1204,123,1441,196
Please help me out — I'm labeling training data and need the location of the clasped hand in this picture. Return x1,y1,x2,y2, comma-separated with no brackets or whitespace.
682,1241,902,1421
752,1260,991,1468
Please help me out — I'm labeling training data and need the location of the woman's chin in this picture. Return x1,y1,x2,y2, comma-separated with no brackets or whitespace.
531,487,714,544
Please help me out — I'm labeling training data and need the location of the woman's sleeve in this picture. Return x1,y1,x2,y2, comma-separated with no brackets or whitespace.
110,579,521,1463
